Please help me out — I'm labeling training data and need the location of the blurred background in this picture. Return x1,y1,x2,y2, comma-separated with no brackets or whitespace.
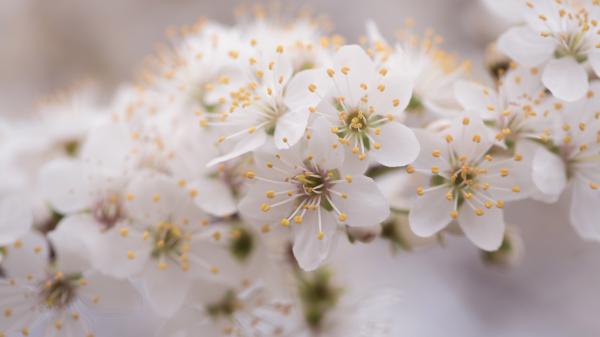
1,0,599,336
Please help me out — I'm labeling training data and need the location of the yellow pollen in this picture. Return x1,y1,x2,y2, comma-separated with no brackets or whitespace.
266,191,275,199
406,165,415,174
416,186,425,196
500,168,509,177
294,215,303,224
280,218,290,227
512,185,521,193
317,231,325,240
496,200,505,208
338,213,348,222
462,117,470,125
152,194,161,202
119,228,129,237
450,210,458,219
127,250,136,260
345,175,353,183
245,171,256,179
475,208,484,216
260,203,271,212
341,66,350,75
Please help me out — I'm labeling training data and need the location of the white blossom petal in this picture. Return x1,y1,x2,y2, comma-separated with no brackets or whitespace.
497,26,555,67
570,180,600,241
331,175,390,227
39,159,95,214
292,211,338,271
409,187,453,237
0,194,32,246
542,57,588,102
458,205,505,251
370,121,420,167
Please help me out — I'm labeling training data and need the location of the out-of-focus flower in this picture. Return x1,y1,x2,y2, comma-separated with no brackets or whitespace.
498,0,600,101
366,21,470,125
530,81,600,240
0,228,138,337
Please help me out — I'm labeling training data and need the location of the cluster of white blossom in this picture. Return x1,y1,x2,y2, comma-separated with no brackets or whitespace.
1,1,600,336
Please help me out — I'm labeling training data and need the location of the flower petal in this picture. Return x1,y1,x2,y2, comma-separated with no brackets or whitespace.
458,205,505,251
306,117,344,169
94,224,151,278
497,26,555,67
292,210,338,271
454,80,498,119
570,180,600,241
79,271,141,313
532,147,566,199
189,178,237,217
142,261,191,317
542,57,588,102
207,131,267,167
589,52,600,78
370,75,414,115
39,159,95,214
0,194,32,246
274,108,309,149
408,187,453,237
331,175,390,227
47,214,100,274
2,231,48,278
371,121,420,167
331,45,376,107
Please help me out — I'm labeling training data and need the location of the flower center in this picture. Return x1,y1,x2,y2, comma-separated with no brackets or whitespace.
150,223,183,259
294,169,329,197
39,273,81,309
93,195,123,229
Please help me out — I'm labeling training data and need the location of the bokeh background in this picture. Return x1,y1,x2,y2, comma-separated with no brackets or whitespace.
1,0,599,336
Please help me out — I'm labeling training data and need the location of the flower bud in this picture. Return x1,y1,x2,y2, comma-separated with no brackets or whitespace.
481,226,524,267
346,224,382,243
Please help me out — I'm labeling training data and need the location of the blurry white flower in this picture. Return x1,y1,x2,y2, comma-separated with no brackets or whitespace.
366,21,469,123
160,279,295,337
239,118,389,270
205,46,331,165
408,114,529,250
0,229,138,337
454,65,554,148
497,0,600,101
89,173,227,317
530,81,600,239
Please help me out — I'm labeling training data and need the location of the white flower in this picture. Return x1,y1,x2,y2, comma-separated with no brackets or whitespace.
40,123,133,219
205,45,332,166
311,44,420,171
408,114,529,250
366,21,469,123
530,81,600,240
454,65,554,148
90,172,228,317
160,279,295,337
239,118,390,271
0,229,138,337
497,0,600,101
